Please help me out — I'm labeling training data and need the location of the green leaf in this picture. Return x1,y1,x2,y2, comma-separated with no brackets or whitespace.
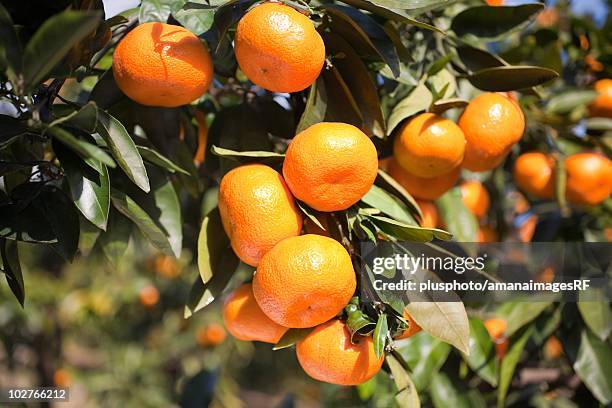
376,169,422,219
578,291,611,341
430,372,486,408
273,328,313,350
172,7,215,35
48,126,116,168
368,215,452,241
0,239,24,306
373,313,388,358
467,66,558,92
324,5,400,77
55,141,110,230
0,115,29,149
23,10,102,90
573,329,612,405
0,199,58,244
437,187,478,242
110,189,173,254
149,169,183,257
138,146,190,175
430,98,469,115
396,331,451,391
97,110,150,192
546,90,599,115
495,301,551,337
96,211,132,269
456,44,507,73
387,83,433,133
463,319,498,387
50,101,99,133
295,201,326,231
0,3,22,81
361,184,418,225
210,145,284,161
386,353,421,408
585,117,612,131
497,326,532,408
40,188,80,262
197,208,237,284
346,303,376,340
139,0,186,23
405,301,470,355
451,4,544,38
297,79,327,133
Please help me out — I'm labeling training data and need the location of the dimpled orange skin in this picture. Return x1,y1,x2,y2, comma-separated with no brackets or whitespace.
460,180,490,219
253,234,356,328
235,2,325,93
416,200,438,228
459,93,525,172
113,22,213,107
388,159,460,201
513,152,555,199
296,320,384,385
589,79,612,118
283,123,378,212
565,153,612,206
222,283,288,343
396,310,422,340
394,113,466,178
218,164,303,267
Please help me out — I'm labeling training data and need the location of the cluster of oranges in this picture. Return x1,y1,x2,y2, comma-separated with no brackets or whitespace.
218,121,384,385
386,92,523,240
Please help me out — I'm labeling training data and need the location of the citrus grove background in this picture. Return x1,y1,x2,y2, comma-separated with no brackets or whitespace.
0,0,611,406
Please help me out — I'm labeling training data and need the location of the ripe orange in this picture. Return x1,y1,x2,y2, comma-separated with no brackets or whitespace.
459,93,525,172
484,318,508,358
193,110,208,166
477,225,497,243
416,200,438,228
139,285,160,308
589,79,612,118
253,234,356,328
513,152,555,199
396,309,422,340
113,22,213,107
235,2,325,93
393,113,465,178
544,336,563,359
296,319,383,385
222,283,288,343
218,164,303,266
196,323,227,347
518,214,538,242
283,122,378,212
536,7,559,27
152,254,181,278
485,0,504,5
460,180,490,219
53,369,72,388
565,152,612,206
387,159,460,201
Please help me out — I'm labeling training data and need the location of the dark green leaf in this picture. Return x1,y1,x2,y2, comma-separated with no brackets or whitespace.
346,304,376,341
456,44,507,73
51,101,98,133
498,326,532,408
23,10,102,90
149,169,182,257
578,292,611,341
437,187,478,242
396,331,451,391
387,83,432,133
0,115,28,149
0,3,21,80
376,169,422,219
197,208,236,284
373,313,388,358
172,6,215,35
139,0,186,23
297,79,327,133
40,188,80,262
273,328,313,350
295,201,326,231
338,0,443,32
96,211,132,269
369,215,452,241
430,372,486,408
467,65,558,92
430,98,469,114
97,110,150,192
572,329,612,405
55,141,110,230
361,184,418,225
0,239,24,306
48,126,116,168
451,4,544,38
138,145,190,175
464,319,498,387
0,199,58,244
110,189,173,254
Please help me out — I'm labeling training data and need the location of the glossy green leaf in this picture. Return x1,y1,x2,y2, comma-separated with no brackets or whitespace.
498,326,532,408
361,184,418,226
496,301,551,337
96,211,132,269
546,90,598,115
456,44,507,72
0,3,22,80
297,79,327,133
139,0,186,23
464,319,498,386
210,145,284,161
451,4,544,38
376,169,422,219
0,115,29,149
387,83,433,133
172,7,214,35
23,10,102,90
149,170,182,258
437,188,478,243
0,238,24,306
578,290,611,341
197,208,236,284
48,126,116,168
396,331,451,391
40,188,80,262
430,372,486,408
573,329,612,405
338,0,443,32
138,146,190,175
373,313,388,358
369,215,452,241
273,328,313,350
467,66,558,92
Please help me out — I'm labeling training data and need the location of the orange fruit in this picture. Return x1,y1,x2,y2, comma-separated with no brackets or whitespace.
253,234,356,328
196,323,227,347
152,254,181,278
416,200,438,228
460,180,490,219
283,122,378,212
477,225,497,243
218,164,303,266
513,152,555,199
459,93,525,172
396,309,422,340
585,55,604,73
544,336,563,359
565,153,612,206
393,113,465,178
296,319,383,385
222,283,288,343
388,159,460,201
113,22,213,107
485,0,504,5
53,369,72,388
139,285,159,308
589,79,612,118
537,7,559,27
484,318,508,358
235,2,325,93
517,214,538,242
193,110,208,166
